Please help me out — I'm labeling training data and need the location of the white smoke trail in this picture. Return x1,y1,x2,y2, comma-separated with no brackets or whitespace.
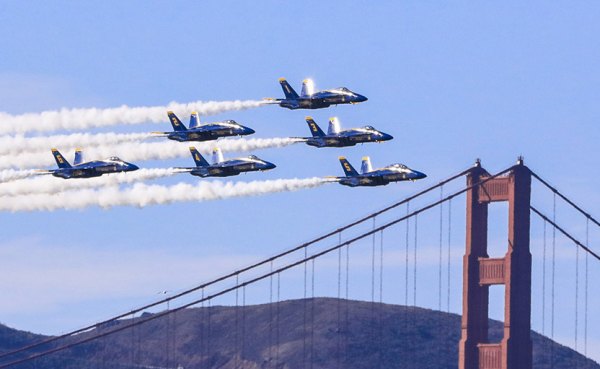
0,169,38,183
0,178,329,212
0,137,304,169
0,132,152,156
0,100,266,135
0,168,181,197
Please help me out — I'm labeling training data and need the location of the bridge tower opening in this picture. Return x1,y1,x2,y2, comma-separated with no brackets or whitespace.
458,159,532,369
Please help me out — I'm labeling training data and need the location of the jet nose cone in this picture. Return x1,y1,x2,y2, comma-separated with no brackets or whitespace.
128,164,140,171
264,162,276,170
413,170,427,180
244,127,256,135
355,94,368,103
382,133,394,141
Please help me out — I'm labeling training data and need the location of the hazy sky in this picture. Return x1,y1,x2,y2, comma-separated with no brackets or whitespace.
0,0,598,362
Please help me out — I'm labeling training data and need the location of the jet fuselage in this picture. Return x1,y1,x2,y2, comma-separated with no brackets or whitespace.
51,159,139,179
188,157,276,178
278,90,368,110
166,122,255,142
306,128,393,148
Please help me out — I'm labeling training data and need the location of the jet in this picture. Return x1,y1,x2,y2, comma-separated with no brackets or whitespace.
264,78,367,110
303,117,393,148
153,111,255,142
335,156,426,187
43,148,139,179
178,147,276,178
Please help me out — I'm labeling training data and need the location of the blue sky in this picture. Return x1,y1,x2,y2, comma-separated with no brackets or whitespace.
0,0,598,361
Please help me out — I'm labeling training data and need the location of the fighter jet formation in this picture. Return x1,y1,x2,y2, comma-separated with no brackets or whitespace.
38,77,426,188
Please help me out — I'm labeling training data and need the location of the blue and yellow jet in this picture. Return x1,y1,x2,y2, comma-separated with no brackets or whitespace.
303,117,393,148
43,148,139,179
153,111,255,142
178,147,276,178
336,156,426,187
264,78,367,110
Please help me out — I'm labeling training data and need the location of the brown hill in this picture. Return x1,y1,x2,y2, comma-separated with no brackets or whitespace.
0,298,597,369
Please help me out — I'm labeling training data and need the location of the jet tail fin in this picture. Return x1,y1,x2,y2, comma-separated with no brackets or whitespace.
305,116,325,137
279,78,299,100
73,148,84,166
212,147,224,164
361,156,373,174
328,117,341,135
189,147,210,167
300,79,314,97
189,112,201,128
339,157,359,177
167,111,188,132
51,149,72,169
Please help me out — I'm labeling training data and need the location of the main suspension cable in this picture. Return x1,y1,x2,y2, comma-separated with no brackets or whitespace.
530,206,600,261
531,171,600,228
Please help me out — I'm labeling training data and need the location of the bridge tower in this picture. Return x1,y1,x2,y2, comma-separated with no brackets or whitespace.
458,159,532,369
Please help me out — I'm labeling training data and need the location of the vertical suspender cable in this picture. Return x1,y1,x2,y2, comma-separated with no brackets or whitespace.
438,186,444,312
413,214,418,307
575,228,579,366
345,245,350,366
242,286,246,365
172,309,177,369
404,202,410,355
311,259,315,369
276,273,281,368
371,217,377,346
166,299,170,369
303,249,308,369
447,198,452,313
137,307,142,367
446,198,452,366
201,289,206,364
551,194,556,369
405,202,410,307
337,233,342,369
543,221,547,335
235,274,239,369
372,217,376,305
102,327,106,369
130,313,134,369
269,261,273,367
379,230,384,369
584,219,589,358
207,299,212,366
